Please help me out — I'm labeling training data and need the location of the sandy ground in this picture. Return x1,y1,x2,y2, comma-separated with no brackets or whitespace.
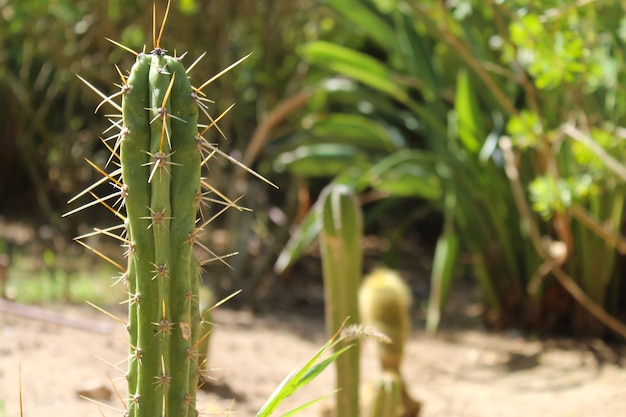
1,304,626,417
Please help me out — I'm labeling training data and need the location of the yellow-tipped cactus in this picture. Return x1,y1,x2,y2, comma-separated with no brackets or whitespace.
359,268,421,417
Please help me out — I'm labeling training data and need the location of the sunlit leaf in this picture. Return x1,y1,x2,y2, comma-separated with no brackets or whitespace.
455,70,484,153
325,0,396,50
309,113,399,152
367,150,441,199
274,206,321,275
273,143,366,177
300,41,409,102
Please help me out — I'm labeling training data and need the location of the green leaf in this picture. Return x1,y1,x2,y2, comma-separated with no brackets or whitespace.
280,392,338,417
455,70,485,153
309,113,399,152
274,206,321,275
325,0,396,50
393,8,439,100
273,143,366,177
367,150,441,199
256,330,352,417
300,41,409,102
426,231,460,334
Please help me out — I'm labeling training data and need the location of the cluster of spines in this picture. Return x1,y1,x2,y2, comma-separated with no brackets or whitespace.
66,3,274,416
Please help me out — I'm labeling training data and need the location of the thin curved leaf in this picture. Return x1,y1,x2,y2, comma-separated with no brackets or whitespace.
300,41,409,102
273,143,366,177
274,206,321,275
310,113,399,152
325,0,396,50
367,150,442,199
455,70,486,153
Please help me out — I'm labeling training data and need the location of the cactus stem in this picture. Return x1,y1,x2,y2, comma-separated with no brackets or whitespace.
70,3,275,415
153,317,175,337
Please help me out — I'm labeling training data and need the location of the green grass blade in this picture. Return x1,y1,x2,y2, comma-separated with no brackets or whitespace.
280,391,339,417
256,330,351,417
426,229,460,334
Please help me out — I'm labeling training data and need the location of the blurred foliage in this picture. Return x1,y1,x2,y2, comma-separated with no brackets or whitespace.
4,0,626,337
269,0,626,337
0,0,332,300
0,0,324,213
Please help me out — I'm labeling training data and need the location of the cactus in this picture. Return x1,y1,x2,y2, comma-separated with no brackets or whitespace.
65,2,266,416
318,184,362,417
359,268,421,417
366,371,402,417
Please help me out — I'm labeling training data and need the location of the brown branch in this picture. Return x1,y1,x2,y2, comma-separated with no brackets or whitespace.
235,88,314,183
0,299,112,334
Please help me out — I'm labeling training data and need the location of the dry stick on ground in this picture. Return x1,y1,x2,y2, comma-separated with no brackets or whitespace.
500,137,626,339
0,299,113,334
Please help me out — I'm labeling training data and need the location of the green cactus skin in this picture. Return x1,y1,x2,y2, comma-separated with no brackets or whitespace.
318,184,362,417
359,268,422,417
119,47,201,417
67,13,244,415
367,372,402,417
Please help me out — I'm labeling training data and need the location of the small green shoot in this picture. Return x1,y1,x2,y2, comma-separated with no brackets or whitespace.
256,320,355,417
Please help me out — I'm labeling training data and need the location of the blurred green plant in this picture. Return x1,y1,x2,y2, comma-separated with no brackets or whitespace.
270,0,626,337
318,184,362,417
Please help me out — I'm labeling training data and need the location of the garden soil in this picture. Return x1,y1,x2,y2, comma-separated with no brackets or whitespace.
2,301,626,417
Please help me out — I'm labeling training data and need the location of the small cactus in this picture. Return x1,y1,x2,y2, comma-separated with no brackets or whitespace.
66,2,270,416
366,371,402,417
359,268,421,417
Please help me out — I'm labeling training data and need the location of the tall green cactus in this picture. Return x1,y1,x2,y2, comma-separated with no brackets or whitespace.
318,184,362,417
66,3,257,416
121,47,201,417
